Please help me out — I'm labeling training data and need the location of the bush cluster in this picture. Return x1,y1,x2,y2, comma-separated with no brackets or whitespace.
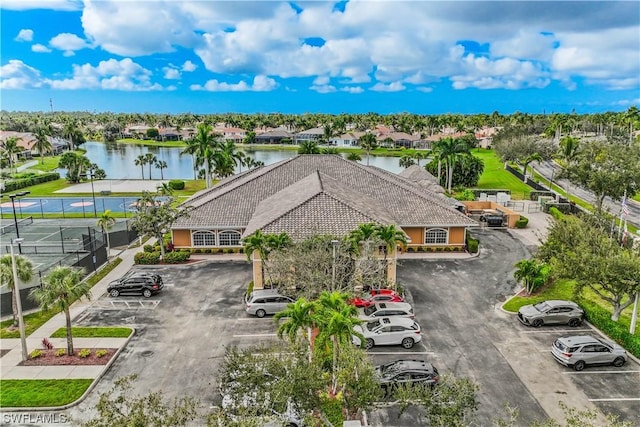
163,250,191,264
548,206,565,220
134,251,161,265
515,216,529,228
4,172,60,192
467,238,479,253
529,190,555,201
78,348,92,358
95,349,108,358
55,348,66,357
582,302,640,358
168,179,185,190
29,349,43,359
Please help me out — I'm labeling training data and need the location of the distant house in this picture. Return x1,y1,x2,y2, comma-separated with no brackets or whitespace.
0,131,66,158
377,131,419,148
332,131,366,147
215,127,246,144
172,155,476,288
255,129,294,144
295,127,324,143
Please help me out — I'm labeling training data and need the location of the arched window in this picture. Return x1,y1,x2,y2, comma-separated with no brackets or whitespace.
192,230,215,247
219,230,242,246
425,228,448,245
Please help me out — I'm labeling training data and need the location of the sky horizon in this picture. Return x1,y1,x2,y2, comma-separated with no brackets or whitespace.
1,1,638,115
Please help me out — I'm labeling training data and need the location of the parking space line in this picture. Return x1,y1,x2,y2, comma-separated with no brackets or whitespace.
589,398,640,402
368,351,435,355
232,333,278,338
520,328,592,334
563,370,640,375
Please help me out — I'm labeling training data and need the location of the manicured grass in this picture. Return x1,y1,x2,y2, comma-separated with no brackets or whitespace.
0,258,122,339
10,178,73,196
23,156,63,172
50,326,132,338
472,149,532,199
633,194,640,202
0,379,93,407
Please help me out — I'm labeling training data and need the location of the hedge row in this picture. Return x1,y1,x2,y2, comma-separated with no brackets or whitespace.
168,179,185,190
515,216,529,228
582,301,640,359
4,172,60,192
406,246,465,253
134,250,191,264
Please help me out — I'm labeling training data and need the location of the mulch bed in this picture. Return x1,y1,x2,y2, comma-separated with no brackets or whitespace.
19,348,117,366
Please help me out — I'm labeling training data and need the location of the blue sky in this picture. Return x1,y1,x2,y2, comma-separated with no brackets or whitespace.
1,1,638,115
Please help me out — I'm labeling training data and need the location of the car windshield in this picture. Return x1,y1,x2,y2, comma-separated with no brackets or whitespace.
363,305,378,316
381,362,405,376
533,302,551,312
365,320,381,331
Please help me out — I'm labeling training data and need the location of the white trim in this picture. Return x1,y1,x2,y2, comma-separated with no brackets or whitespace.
424,227,449,245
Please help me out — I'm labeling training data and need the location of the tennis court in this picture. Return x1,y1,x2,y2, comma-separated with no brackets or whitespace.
0,196,144,217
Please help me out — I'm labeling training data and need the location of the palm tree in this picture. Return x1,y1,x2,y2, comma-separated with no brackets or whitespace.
513,259,550,296
1,136,23,172
346,152,361,162
96,210,116,257
29,266,92,355
558,136,580,199
155,160,168,179
32,127,52,163
134,155,146,179
348,222,378,255
181,123,219,188
274,297,319,362
358,133,378,165
144,153,157,179
520,153,543,182
433,137,471,192
156,182,174,196
298,140,321,154
375,224,408,261
624,106,639,144
243,230,270,284
0,254,34,327
399,154,415,169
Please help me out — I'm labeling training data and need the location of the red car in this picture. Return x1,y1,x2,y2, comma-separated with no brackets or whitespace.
349,289,404,308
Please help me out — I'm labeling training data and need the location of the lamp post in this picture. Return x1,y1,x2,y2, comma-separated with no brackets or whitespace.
331,240,339,291
8,191,30,254
10,238,28,362
85,168,97,218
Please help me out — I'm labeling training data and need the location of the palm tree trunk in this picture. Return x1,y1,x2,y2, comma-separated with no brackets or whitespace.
105,230,111,259
65,309,74,355
331,335,339,395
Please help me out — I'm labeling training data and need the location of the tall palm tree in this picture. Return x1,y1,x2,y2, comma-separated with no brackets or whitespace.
274,297,319,362
243,230,270,283
558,136,580,199
181,123,220,188
144,153,157,179
0,254,34,327
1,136,23,172
96,210,116,257
30,266,92,355
624,106,639,144
433,137,471,192
358,133,378,165
348,222,378,255
375,224,407,261
520,153,543,182
134,154,146,179
155,160,168,179
32,127,52,164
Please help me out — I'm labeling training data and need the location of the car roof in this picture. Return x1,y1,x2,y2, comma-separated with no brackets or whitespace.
249,289,287,297
372,302,412,311
376,317,416,327
556,335,604,346
545,300,579,308
385,359,435,371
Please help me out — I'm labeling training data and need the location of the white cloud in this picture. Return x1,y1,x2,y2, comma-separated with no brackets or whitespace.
1,0,81,11
417,87,433,93
450,53,550,90
191,75,277,92
163,67,181,80
45,58,163,91
310,84,337,93
32,44,51,53
15,29,33,42
370,82,405,92
49,33,89,56
341,86,363,94
181,60,197,72
0,60,42,89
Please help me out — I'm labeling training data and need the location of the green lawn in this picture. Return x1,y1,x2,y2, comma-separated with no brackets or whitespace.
472,150,532,199
51,326,132,338
0,379,93,407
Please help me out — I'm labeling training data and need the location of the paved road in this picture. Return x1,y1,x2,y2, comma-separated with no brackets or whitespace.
536,160,640,229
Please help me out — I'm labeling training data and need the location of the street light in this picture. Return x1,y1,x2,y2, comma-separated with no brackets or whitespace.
331,240,339,291
10,238,28,362
8,191,30,254
83,168,97,218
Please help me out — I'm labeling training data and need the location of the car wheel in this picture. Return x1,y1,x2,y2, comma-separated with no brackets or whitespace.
531,319,543,328
256,309,266,318
573,360,586,371
365,339,374,350
612,357,625,367
401,337,415,349
109,289,120,297
142,289,152,298
568,318,581,327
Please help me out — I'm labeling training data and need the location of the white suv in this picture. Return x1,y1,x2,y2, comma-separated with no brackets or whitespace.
353,317,422,350
358,302,414,321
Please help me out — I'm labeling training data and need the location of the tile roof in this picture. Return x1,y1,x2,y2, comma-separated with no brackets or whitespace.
174,155,476,235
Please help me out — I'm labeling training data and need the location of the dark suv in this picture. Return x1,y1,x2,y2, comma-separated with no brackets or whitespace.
375,359,439,392
107,271,164,298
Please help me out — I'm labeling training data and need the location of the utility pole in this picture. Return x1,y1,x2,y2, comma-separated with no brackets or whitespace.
49,98,54,113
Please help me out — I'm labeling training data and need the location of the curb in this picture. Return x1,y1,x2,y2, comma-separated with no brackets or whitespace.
2,328,136,412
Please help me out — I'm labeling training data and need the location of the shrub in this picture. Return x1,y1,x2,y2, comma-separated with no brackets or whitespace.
95,349,108,358
134,251,161,265
246,281,254,298
467,238,479,254
4,172,60,192
548,207,565,220
407,247,415,253
143,244,155,253
162,250,191,264
30,349,43,359
168,179,185,190
55,348,66,357
78,349,91,358
42,337,54,350
515,216,529,229
582,302,640,359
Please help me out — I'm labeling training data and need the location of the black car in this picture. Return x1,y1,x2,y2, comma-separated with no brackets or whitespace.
107,271,164,298
375,359,439,391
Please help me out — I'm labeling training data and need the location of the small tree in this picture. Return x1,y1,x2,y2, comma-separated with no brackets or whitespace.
96,210,116,258
358,133,378,165
134,154,146,180
0,254,34,327
513,259,550,295
29,266,91,355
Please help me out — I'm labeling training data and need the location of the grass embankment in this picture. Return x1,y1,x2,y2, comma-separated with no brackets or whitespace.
0,379,93,407
0,257,122,339
50,326,132,338
472,150,532,200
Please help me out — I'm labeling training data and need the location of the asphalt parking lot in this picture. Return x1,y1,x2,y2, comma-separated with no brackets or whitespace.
66,230,639,426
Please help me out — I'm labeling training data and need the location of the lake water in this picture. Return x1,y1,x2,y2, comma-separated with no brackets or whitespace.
79,141,405,179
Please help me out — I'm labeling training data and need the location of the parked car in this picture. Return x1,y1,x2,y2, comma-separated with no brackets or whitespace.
107,271,163,298
245,289,295,318
358,302,414,321
375,359,439,392
551,335,627,371
518,300,584,327
353,317,422,349
349,290,404,308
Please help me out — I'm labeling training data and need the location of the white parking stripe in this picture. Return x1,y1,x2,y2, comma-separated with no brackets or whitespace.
563,370,640,375
368,351,435,355
232,333,278,338
589,398,640,402
520,328,592,334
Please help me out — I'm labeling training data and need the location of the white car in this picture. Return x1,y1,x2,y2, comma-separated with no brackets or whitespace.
358,302,414,321
353,317,422,350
